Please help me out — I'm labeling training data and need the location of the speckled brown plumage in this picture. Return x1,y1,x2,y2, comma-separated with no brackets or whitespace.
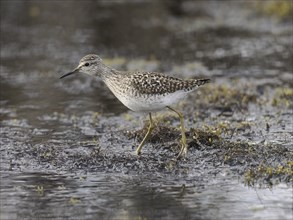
129,71,210,95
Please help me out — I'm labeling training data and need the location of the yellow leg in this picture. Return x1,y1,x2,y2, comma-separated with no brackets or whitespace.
136,113,154,155
167,106,187,158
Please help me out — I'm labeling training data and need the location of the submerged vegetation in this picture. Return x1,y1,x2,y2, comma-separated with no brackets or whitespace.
200,84,258,110
272,87,293,107
126,110,292,186
250,0,293,20
245,162,293,186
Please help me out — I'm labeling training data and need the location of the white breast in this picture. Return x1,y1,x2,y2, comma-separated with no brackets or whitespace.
113,89,193,112
103,78,197,112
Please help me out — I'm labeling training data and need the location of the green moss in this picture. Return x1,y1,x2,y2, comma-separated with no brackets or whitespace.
272,87,293,107
35,185,44,195
190,125,292,186
251,0,293,19
200,120,253,139
91,112,100,126
127,113,182,144
191,128,221,146
122,113,140,127
244,162,293,186
69,197,80,205
40,151,52,159
200,84,257,110
237,121,253,130
134,124,179,144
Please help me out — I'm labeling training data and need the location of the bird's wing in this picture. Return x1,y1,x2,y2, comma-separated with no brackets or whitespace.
129,71,208,95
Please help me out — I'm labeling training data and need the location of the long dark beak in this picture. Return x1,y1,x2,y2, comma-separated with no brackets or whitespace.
60,68,78,79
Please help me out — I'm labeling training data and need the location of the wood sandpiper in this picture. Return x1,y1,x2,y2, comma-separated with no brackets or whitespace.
60,54,210,158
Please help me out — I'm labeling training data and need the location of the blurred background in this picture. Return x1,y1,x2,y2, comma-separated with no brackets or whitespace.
1,1,292,220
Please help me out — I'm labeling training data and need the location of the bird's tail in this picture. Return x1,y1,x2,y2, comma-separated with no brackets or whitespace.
194,78,211,86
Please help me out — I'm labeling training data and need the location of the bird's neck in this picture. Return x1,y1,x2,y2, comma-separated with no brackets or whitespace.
94,63,119,79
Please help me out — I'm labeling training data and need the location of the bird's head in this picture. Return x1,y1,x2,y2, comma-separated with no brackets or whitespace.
60,54,104,79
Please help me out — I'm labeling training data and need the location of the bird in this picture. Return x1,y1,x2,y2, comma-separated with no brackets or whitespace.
60,54,210,158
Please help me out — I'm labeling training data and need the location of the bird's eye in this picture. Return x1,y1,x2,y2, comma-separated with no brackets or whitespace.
84,63,90,67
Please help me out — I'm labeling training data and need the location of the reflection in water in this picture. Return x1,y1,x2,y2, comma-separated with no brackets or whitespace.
1,172,292,220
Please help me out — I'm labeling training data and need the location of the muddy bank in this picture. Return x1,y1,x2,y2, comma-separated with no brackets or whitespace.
2,80,292,187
